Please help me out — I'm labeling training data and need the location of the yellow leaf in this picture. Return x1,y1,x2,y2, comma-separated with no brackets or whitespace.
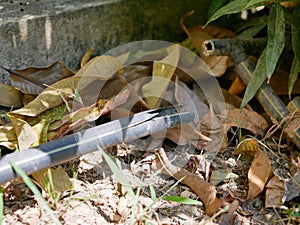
9,115,38,150
0,83,23,108
142,44,180,108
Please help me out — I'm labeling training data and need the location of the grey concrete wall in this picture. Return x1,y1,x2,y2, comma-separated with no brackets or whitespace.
0,0,210,84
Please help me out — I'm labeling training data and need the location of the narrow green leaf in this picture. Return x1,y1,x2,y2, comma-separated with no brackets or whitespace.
288,56,300,98
266,3,285,79
0,187,3,225
292,4,300,61
10,161,61,225
205,0,248,26
245,0,269,9
162,196,203,205
238,15,268,38
207,0,229,19
149,185,157,202
241,48,267,109
97,147,136,200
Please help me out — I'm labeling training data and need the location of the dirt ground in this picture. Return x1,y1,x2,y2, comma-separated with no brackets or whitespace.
2,136,299,225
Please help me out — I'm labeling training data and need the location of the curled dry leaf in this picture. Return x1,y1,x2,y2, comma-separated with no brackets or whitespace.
80,48,96,68
234,139,272,201
0,84,23,108
47,99,108,140
153,148,223,216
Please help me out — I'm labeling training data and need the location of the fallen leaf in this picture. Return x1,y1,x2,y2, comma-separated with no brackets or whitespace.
210,170,239,186
47,100,107,140
153,148,223,216
228,76,247,96
283,170,300,202
240,139,272,201
8,115,38,150
80,48,96,68
166,124,211,146
11,62,74,94
142,44,180,108
32,167,72,194
0,84,23,108
224,105,268,136
265,174,285,207
0,126,18,149
75,55,123,79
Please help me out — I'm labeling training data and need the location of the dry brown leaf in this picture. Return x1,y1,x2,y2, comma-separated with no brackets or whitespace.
8,115,38,150
166,124,211,146
222,89,252,110
228,76,247,96
11,62,74,94
47,99,108,140
0,125,18,149
0,84,23,108
153,148,223,216
200,108,228,152
32,167,72,193
75,55,123,79
80,48,96,68
265,175,285,208
240,139,272,201
224,106,268,136
0,126,17,142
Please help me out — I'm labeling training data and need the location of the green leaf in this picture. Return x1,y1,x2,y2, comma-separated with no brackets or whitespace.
205,0,248,26
162,196,203,205
292,4,300,61
238,15,268,38
149,185,157,202
241,48,267,109
207,0,229,19
266,3,285,80
245,0,270,9
206,0,269,26
10,161,61,225
288,56,300,98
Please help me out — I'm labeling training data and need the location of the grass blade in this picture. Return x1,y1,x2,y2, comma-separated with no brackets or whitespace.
162,195,203,205
97,147,136,200
9,161,61,225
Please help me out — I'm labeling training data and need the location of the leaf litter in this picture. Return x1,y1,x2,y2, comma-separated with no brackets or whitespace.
0,25,299,225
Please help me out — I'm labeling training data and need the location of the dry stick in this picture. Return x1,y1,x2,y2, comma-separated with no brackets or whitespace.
153,148,223,216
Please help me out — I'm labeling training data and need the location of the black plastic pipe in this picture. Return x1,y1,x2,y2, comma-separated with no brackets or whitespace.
0,106,194,184
202,38,300,149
